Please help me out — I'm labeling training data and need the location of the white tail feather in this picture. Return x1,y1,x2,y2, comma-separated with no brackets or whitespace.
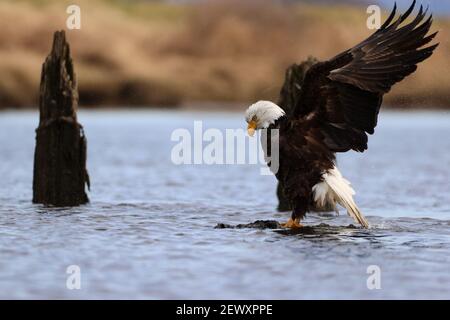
312,166,369,228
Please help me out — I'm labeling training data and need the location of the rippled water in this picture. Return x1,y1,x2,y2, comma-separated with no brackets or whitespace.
0,110,449,299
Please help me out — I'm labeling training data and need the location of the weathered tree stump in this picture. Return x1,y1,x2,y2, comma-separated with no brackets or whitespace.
276,57,317,211
33,30,89,206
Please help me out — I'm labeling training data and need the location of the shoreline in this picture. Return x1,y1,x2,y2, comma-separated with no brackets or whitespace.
1,1,448,110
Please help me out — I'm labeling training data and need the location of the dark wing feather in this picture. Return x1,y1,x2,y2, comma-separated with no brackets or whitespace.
292,0,438,152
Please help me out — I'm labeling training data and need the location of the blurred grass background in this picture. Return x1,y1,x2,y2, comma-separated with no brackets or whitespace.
0,0,448,109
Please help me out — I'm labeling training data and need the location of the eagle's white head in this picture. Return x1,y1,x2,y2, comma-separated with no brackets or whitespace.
245,100,285,136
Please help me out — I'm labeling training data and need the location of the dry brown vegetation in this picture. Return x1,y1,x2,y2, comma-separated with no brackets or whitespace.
0,0,449,109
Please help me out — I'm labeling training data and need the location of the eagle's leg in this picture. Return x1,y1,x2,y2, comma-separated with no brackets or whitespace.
281,202,306,228
280,217,303,229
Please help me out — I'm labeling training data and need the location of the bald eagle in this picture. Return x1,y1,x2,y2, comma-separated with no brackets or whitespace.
245,1,438,229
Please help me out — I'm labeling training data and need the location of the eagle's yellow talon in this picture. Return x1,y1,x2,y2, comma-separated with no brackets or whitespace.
280,218,303,229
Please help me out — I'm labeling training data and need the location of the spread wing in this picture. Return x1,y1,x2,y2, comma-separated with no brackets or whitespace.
293,1,438,152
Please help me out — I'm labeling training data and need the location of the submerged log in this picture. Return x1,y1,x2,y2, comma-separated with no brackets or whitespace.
276,57,318,212
215,220,359,236
33,30,89,206
215,220,282,230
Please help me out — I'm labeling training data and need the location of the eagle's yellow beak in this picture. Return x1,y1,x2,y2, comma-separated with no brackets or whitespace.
247,120,257,137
